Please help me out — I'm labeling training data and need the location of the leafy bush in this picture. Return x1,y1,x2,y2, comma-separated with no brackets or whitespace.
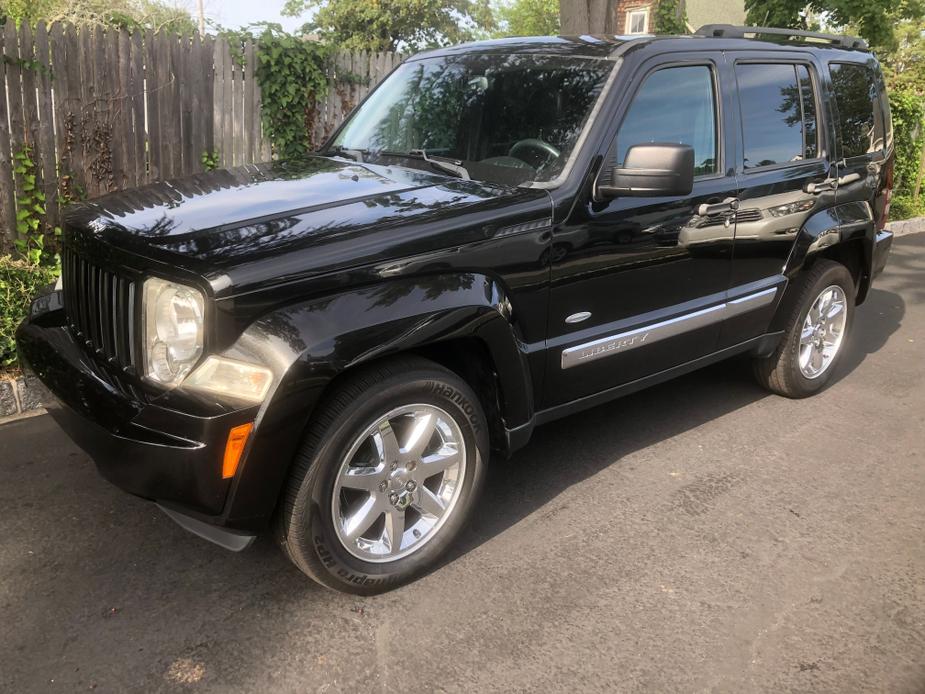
889,194,925,221
889,86,925,197
0,256,58,367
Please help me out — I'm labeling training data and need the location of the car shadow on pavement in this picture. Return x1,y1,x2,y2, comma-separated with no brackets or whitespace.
447,281,906,566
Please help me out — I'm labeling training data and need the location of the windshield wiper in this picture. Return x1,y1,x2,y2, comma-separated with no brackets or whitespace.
325,145,368,163
381,149,470,180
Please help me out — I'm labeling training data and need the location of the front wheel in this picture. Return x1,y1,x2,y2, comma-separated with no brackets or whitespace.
753,259,855,398
276,356,488,594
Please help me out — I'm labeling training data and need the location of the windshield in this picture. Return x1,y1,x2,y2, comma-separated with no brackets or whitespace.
330,53,614,186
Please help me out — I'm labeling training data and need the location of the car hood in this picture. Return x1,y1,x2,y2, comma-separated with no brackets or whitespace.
64,156,548,296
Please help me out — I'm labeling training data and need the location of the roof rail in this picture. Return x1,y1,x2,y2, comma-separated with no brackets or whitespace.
695,24,868,50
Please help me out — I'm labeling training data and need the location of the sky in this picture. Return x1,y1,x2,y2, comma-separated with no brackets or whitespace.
196,0,307,32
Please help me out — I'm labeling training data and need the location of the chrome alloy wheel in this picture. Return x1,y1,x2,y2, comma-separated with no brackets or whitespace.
799,284,848,379
331,404,467,563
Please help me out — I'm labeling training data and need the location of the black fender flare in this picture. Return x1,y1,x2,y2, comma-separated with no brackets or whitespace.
769,201,875,333
216,272,532,527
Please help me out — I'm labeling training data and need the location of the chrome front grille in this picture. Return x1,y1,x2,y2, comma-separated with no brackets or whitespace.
61,246,137,370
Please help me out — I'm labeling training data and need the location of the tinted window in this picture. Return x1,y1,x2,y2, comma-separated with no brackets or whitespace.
737,63,818,169
616,65,717,176
333,54,613,186
830,62,885,159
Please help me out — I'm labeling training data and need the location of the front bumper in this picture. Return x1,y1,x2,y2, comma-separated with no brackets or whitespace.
16,294,260,543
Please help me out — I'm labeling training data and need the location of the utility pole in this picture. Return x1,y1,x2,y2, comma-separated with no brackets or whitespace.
197,0,206,36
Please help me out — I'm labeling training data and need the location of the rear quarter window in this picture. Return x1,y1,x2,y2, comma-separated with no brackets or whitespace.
829,62,889,159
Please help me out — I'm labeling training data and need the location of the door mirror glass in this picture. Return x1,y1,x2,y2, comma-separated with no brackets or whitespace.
597,143,695,199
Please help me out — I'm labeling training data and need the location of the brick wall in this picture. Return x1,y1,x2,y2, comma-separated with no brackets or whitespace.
614,0,655,34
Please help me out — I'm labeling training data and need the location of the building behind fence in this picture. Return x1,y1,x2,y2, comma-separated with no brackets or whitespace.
0,22,401,254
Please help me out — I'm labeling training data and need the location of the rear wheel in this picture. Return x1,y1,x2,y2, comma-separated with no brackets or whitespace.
753,259,855,398
276,356,488,594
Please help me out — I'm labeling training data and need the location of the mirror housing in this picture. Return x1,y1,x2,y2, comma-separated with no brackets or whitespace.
596,143,695,199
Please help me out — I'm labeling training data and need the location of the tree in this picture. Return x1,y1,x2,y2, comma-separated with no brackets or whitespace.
744,0,925,50
496,0,559,37
0,0,198,33
653,0,688,34
282,0,495,52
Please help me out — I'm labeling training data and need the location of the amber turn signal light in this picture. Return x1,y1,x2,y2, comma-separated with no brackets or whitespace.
222,422,253,479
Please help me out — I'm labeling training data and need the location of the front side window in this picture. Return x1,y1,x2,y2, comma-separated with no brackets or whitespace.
736,63,820,169
331,54,614,186
830,62,886,159
626,9,649,34
616,65,718,176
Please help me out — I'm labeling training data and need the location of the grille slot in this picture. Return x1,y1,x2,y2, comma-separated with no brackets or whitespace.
62,247,137,371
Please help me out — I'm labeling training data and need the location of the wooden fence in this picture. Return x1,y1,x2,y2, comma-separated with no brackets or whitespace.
0,22,400,253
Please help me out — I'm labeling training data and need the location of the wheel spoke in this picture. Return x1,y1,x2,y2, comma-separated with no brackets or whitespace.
402,411,436,460
826,301,844,321
415,486,447,518
373,420,401,465
383,509,406,554
342,495,381,542
800,324,815,345
418,445,461,479
340,466,382,491
810,346,824,372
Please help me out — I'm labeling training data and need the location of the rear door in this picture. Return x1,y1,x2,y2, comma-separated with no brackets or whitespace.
827,60,891,227
722,52,837,347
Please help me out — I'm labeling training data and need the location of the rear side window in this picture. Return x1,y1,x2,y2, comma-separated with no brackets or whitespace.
830,62,886,159
736,63,820,169
616,65,718,176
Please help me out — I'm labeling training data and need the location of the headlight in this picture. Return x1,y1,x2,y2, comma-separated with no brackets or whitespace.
142,277,205,386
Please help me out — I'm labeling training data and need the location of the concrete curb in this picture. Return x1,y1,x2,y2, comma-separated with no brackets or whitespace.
886,216,925,236
1,216,924,427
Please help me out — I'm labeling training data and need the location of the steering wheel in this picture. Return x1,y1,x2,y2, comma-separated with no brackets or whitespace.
509,138,561,168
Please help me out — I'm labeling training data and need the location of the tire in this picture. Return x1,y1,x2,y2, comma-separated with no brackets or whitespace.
275,356,488,594
753,259,855,398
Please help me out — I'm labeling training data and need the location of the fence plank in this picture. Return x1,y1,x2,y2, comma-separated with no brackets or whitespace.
243,40,256,164
221,40,233,167
49,23,68,213
178,35,193,174
145,29,161,181
201,35,215,164
129,30,145,185
212,38,224,166
0,28,15,249
116,30,132,190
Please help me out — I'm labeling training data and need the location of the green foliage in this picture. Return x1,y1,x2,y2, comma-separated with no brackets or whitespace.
200,149,219,171
890,193,925,219
12,146,50,266
653,0,688,34
1,0,197,33
254,25,330,159
495,0,559,37
743,0,924,50
889,86,925,195
0,255,59,367
282,0,496,52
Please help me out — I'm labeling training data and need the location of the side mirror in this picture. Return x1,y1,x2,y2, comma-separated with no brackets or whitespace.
596,143,695,199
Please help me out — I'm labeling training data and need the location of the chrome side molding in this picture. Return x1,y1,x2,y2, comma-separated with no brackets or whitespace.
561,287,778,369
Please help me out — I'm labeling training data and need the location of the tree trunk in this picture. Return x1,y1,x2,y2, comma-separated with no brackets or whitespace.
560,0,618,34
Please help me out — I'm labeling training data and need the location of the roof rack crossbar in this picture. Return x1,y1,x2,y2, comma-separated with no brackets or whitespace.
695,24,868,50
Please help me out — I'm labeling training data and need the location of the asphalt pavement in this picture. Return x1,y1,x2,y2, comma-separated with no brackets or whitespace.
1,234,924,693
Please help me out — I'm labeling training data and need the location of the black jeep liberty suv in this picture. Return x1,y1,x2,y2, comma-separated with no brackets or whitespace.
18,25,895,593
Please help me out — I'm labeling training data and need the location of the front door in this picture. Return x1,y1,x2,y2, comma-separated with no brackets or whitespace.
544,53,738,408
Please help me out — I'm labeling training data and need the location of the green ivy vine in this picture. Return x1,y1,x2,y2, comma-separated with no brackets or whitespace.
653,0,689,35
254,25,330,159
13,146,46,265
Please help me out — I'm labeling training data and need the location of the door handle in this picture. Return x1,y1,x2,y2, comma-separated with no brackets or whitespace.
805,178,837,194
697,197,739,217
